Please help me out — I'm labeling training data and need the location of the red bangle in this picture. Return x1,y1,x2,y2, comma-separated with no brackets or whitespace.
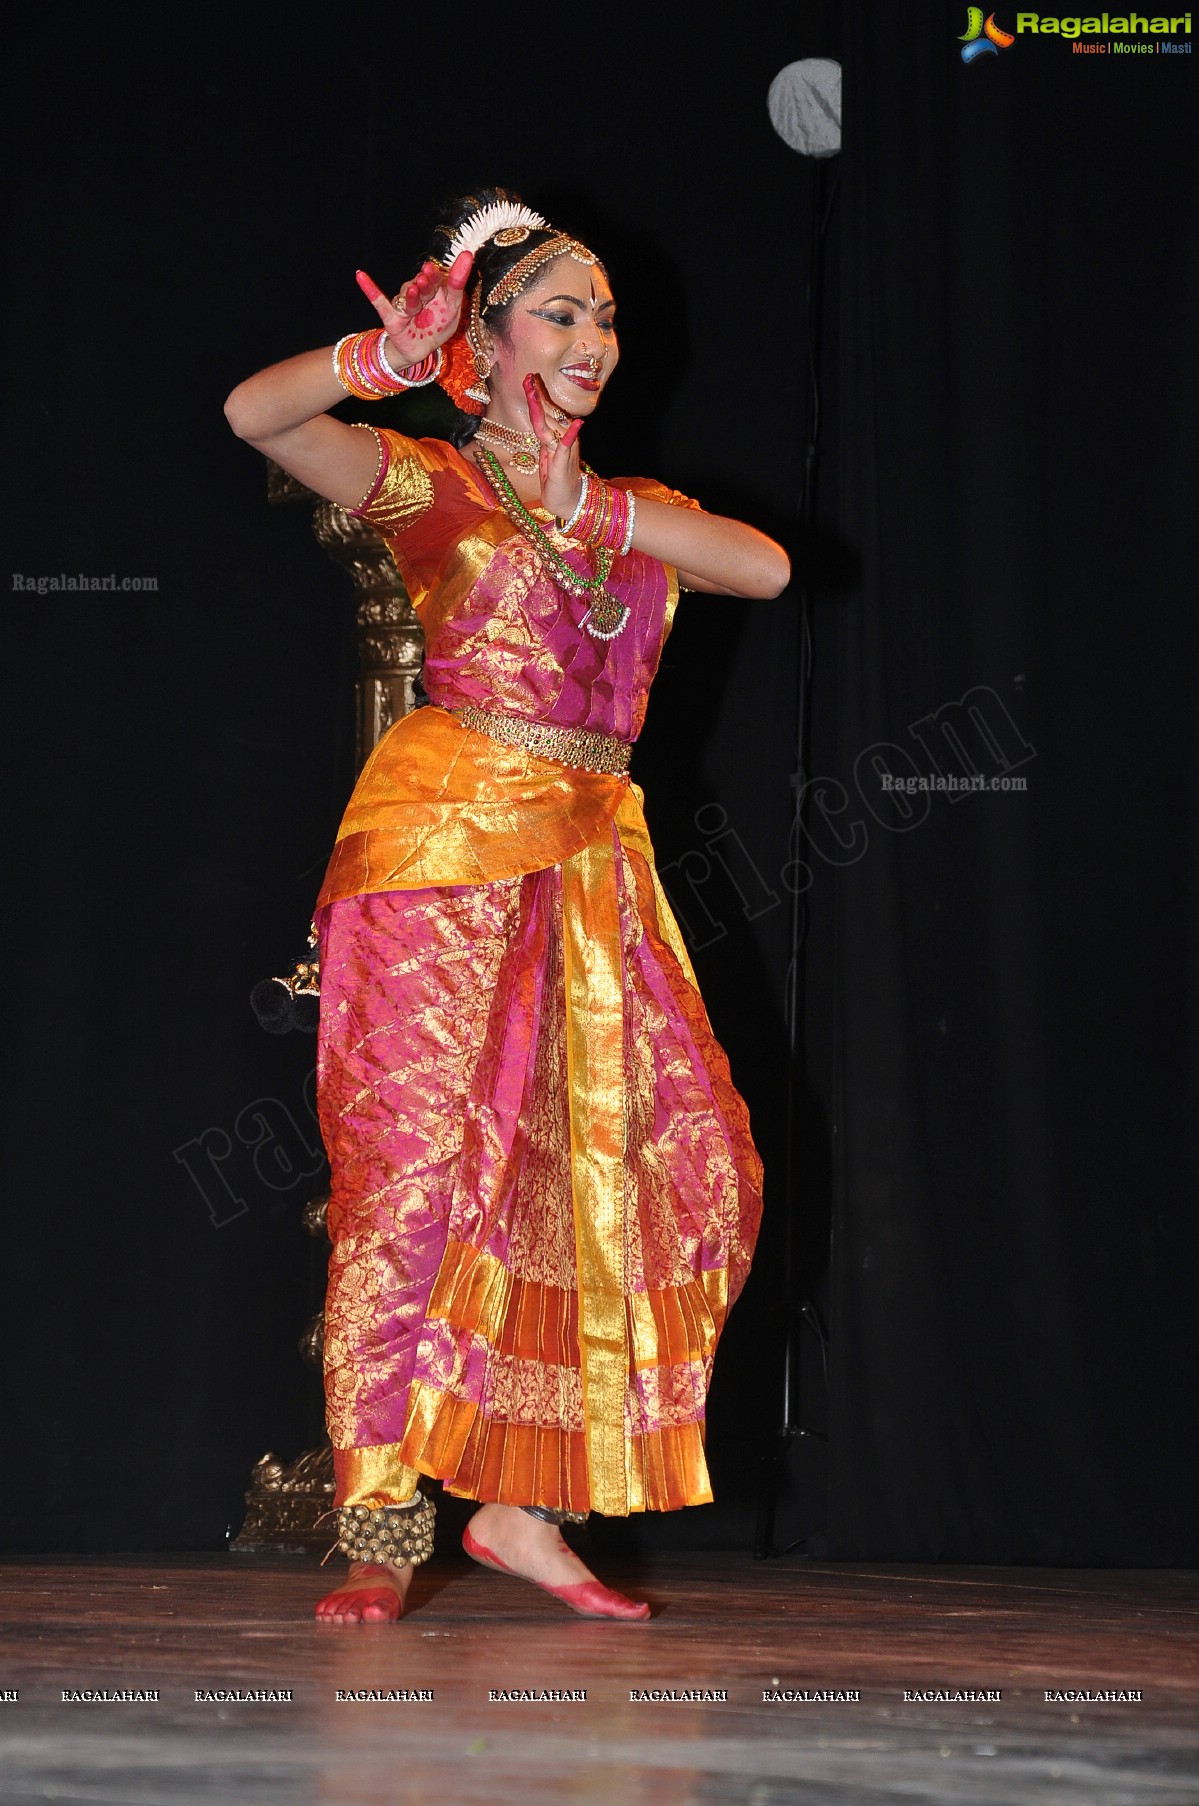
333,331,443,399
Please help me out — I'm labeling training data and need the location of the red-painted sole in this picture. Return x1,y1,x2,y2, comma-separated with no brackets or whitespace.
461,1522,651,1621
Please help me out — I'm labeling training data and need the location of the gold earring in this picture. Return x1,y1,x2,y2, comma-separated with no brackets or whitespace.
465,285,492,404
465,347,492,405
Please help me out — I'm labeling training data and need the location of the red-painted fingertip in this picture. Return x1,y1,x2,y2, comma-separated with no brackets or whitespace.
355,269,383,300
563,419,583,447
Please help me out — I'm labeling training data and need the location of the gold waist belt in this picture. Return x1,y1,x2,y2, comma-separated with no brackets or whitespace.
456,704,632,776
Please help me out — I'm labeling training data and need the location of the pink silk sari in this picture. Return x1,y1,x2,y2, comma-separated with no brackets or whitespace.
312,430,763,1517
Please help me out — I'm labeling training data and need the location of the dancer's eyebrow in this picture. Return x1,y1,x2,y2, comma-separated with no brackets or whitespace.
537,294,615,311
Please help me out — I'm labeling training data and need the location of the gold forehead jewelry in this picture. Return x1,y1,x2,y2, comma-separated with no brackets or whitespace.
486,236,603,311
493,224,532,247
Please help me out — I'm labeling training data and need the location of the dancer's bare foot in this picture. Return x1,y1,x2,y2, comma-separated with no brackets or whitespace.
314,1559,413,1624
463,1504,650,1619
464,1505,592,1588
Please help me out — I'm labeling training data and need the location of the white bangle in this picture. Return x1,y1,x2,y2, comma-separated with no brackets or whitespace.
619,491,637,557
378,338,444,387
332,334,355,389
558,473,589,535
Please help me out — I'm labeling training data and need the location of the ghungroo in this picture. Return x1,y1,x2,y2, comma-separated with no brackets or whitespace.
334,1492,436,1567
522,1504,589,1526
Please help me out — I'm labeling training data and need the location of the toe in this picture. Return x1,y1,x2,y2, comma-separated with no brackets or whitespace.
317,1591,359,1622
316,1584,402,1624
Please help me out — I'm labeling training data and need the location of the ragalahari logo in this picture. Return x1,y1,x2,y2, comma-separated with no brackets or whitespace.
959,8,1017,57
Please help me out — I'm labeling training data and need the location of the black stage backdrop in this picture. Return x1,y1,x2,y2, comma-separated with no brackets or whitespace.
2,9,1194,1562
822,8,1198,1564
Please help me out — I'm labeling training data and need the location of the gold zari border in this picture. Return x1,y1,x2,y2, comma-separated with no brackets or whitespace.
333,1444,422,1507
561,828,631,1515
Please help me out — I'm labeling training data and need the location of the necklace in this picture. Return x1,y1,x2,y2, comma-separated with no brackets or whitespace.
474,418,540,473
474,403,572,474
474,447,630,641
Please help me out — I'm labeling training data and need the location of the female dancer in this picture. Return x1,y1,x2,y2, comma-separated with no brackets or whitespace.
224,189,790,1623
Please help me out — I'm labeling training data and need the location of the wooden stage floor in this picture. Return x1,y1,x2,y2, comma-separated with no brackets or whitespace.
0,1553,1195,1804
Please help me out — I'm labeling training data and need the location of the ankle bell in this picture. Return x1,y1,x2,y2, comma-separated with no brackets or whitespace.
334,1492,436,1567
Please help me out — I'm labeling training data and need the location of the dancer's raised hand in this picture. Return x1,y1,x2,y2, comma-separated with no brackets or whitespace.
356,252,473,370
524,373,584,518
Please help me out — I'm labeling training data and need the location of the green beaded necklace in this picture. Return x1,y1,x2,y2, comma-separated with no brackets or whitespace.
475,446,629,641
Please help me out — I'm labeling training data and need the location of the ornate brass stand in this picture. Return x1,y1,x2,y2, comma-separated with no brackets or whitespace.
310,490,425,767
231,465,422,1555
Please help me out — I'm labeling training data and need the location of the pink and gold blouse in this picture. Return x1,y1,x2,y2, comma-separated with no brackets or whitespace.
315,427,701,910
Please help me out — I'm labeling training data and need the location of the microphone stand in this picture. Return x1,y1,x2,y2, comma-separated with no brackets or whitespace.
753,155,838,1560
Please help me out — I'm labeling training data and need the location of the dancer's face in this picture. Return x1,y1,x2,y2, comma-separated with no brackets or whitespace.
486,258,619,422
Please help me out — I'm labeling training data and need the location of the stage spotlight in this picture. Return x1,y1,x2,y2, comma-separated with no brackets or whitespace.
767,58,842,159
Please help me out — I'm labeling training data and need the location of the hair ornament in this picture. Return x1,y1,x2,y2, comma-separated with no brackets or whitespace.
442,200,548,266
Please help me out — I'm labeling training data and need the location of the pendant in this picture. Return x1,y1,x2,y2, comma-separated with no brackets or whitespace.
581,597,630,641
511,449,539,474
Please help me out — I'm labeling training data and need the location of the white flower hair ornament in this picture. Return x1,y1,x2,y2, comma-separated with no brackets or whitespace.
442,201,548,266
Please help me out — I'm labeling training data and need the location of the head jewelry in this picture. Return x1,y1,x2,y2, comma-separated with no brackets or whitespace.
435,201,605,415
